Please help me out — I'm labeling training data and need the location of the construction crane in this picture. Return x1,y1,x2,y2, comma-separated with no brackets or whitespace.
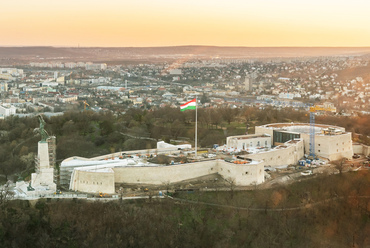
309,104,336,158
83,100,90,111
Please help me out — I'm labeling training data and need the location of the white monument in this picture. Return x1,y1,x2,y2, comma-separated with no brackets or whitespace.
29,115,56,194
30,141,56,192
15,115,57,196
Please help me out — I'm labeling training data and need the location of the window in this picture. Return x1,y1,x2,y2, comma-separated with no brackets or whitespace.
245,171,249,175
265,141,267,146
318,144,320,146
318,150,320,152
257,141,260,147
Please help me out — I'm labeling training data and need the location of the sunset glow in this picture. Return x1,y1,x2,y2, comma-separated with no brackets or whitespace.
1,0,370,47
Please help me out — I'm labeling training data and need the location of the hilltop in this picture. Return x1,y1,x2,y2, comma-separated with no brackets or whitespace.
1,46,370,65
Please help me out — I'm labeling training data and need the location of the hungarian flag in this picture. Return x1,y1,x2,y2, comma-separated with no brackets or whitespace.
180,98,196,111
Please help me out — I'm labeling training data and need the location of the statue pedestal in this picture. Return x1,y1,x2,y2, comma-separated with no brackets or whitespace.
31,141,56,193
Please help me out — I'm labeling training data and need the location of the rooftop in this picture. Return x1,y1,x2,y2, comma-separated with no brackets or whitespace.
259,123,346,135
230,134,270,140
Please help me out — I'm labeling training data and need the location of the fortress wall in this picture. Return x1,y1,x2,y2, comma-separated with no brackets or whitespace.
295,139,305,162
113,160,218,185
68,159,266,193
217,160,265,185
70,170,115,194
315,133,353,160
353,143,370,156
353,144,364,154
245,139,304,167
363,145,370,156
113,160,264,187
226,135,271,150
255,126,274,138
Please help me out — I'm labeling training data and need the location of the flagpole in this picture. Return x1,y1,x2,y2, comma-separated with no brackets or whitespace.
195,96,197,159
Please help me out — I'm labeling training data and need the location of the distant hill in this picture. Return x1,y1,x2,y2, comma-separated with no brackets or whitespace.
1,46,370,64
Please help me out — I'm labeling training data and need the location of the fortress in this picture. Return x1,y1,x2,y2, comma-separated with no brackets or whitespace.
61,122,354,194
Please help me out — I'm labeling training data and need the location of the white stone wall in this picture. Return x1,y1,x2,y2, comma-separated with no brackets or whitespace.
226,135,271,150
113,160,264,186
218,161,265,185
353,144,364,154
69,160,265,193
363,145,370,156
113,161,216,185
352,143,370,156
70,169,115,194
314,133,353,160
245,139,304,167
255,125,274,137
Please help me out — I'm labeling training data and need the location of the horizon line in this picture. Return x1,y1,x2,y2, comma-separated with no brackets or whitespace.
1,45,370,49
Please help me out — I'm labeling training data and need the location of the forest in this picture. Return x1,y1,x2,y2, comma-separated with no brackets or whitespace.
0,171,368,247
0,107,370,183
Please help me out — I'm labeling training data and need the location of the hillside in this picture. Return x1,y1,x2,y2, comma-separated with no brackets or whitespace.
1,46,370,64
1,171,369,247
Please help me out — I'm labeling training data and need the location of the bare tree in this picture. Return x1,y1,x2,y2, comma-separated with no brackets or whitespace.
162,181,172,196
0,182,15,209
227,178,236,200
331,157,347,175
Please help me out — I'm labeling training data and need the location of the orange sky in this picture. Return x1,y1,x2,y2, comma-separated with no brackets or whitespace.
1,0,370,47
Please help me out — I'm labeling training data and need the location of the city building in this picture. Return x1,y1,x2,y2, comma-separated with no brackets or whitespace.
0,82,8,92
0,104,16,117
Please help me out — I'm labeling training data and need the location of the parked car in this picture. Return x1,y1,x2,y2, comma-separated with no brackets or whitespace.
353,154,360,159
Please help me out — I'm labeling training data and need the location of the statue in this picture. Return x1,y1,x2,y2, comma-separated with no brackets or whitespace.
38,115,49,142
27,182,35,191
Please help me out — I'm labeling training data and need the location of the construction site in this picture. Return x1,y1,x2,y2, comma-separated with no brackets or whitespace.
56,119,366,195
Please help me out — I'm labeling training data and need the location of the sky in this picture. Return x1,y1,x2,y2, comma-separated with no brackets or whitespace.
1,0,370,47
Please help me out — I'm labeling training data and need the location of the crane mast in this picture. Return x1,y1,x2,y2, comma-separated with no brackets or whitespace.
83,100,90,111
